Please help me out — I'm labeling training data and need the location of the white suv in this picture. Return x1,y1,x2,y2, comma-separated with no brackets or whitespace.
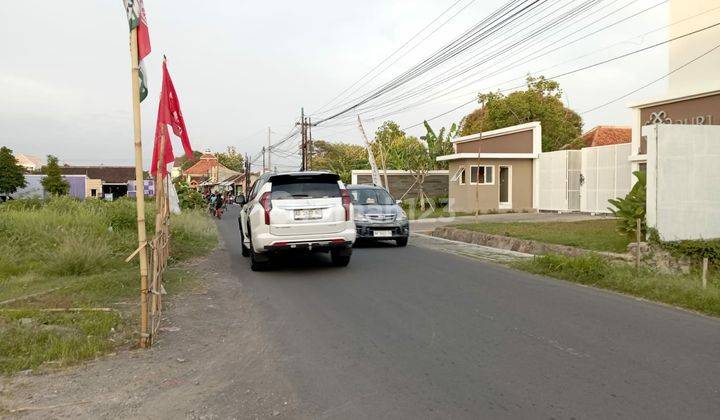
237,172,356,271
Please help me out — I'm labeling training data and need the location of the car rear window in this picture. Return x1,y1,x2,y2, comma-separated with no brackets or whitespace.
271,177,340,200
350,188,394,205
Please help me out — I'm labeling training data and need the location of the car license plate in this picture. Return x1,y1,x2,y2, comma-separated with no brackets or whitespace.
373,230,392,238
294,209,322,220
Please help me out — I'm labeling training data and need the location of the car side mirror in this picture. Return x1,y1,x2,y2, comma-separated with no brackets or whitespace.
235,194,246,205
396,200,403,206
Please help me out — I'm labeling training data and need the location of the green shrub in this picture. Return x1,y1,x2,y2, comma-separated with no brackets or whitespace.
608,171,646,240
44,195,83,214
43,236,114,276
514,253,720,317
523,253,611,284
0,198,44,212
650,233,720,270
175,181,206,210
105,198,139,230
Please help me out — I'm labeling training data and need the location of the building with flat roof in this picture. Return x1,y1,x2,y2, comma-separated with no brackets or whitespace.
437,121,542,213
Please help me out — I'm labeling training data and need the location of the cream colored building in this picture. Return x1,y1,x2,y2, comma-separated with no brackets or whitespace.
437,122,542,213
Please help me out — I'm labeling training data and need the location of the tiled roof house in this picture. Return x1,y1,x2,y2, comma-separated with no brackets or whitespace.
581,126,632,147
182,153,236,189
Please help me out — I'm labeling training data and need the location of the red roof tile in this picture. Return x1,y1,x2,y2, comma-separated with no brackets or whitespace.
582,126,631,147
183,154,220,175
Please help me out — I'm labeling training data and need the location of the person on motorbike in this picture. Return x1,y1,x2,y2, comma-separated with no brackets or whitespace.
214,194,224,218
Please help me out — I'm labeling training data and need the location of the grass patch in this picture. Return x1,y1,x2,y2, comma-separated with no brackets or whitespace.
514,254,720,317
0,196,217,375
456,219,630,253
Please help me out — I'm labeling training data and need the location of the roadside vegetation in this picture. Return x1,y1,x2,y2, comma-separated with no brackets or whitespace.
455,219,630,253
0,196,217,375
514,254,720,316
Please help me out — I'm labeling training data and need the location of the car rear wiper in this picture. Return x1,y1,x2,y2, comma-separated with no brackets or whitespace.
291,194,309,198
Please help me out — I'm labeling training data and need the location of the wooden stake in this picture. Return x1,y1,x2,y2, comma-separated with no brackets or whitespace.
635,218,642,270
702,257,708,289
475,100,485,221
129,27,150,349
475,137,482,221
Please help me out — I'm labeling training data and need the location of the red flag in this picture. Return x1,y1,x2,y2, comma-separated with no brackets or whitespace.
151,60,193,177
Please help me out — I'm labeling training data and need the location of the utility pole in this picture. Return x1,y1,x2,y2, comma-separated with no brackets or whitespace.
262,146,266,172
357,115,383,188
300,108,306,171
244,153,250,195
308,117,313,171
267,126,272,172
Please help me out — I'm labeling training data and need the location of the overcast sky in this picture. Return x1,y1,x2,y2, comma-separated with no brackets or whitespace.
1,0,706,170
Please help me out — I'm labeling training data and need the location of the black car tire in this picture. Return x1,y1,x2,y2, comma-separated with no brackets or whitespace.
239,222,250,257
396,237,408,247
249,239,270,271
331,250,351,267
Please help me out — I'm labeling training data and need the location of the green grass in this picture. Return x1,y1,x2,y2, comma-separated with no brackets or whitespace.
0,196,217,375
514,254,720,317
455,219,630,253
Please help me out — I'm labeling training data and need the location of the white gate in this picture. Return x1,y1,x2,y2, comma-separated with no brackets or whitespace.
538,150,581,211
580,143,632,213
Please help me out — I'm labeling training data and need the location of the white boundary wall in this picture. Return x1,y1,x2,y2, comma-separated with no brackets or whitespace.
580,143,633,214
537,150,581,211
646,124,720,241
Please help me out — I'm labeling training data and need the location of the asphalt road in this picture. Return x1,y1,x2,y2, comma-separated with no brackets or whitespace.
219,208,720,419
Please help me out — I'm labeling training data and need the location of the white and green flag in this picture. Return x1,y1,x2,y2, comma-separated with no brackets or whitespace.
124,0,151,101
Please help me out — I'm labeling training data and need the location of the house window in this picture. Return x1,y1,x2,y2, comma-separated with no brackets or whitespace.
451,167,466,185
91,189,97,197
469,165,494,185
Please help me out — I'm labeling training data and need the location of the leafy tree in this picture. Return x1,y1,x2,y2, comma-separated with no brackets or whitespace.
374,120,452,210
216,146,244,172
41,155,69,196
420,121,457,169
608,171,646,240
310,140,368,184
372,121,426,170
0,146,27,195
459,76,583,151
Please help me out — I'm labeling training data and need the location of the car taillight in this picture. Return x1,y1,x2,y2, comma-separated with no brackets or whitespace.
259,192,272,224
340,189,351,221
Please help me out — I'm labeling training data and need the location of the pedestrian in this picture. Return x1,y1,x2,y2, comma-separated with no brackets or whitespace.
215,193,224,218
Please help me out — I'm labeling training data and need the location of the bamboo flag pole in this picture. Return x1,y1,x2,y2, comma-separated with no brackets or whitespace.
153,127,167,319
129,27,150,349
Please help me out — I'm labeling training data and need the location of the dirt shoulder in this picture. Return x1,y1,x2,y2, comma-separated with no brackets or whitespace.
0,242,301,419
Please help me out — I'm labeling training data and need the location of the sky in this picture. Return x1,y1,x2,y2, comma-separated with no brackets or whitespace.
1,0,714,171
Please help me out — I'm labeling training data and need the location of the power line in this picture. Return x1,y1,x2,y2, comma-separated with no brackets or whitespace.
310,0,472,116
401,20,720,129
581,41,720,114
325,0,653,125
340,0,642,119
313,0,551,124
